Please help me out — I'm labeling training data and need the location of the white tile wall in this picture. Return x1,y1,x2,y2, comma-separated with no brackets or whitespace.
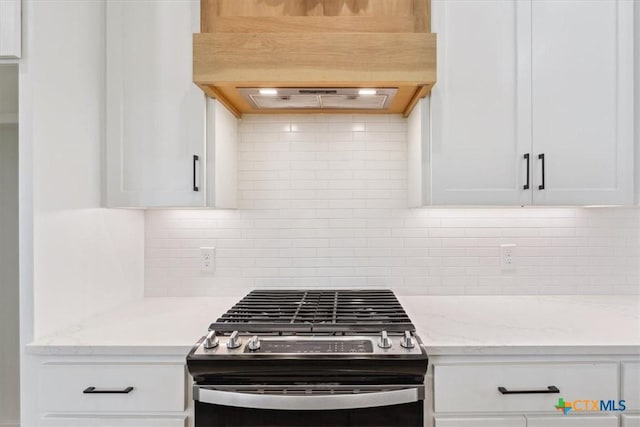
145,114,640,297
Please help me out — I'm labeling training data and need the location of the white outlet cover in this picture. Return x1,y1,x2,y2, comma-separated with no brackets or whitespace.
500,244,516,272
200,247,216,273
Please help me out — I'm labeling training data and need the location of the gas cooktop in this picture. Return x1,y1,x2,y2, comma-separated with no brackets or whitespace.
209,289,415,334
187,289,428,426
187,289,426,369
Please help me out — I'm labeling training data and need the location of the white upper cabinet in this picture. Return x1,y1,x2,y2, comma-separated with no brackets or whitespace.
106,0,237,208
428,0,531,206
412,0,635,206
531,0,634,205
206,97,238,209
0,0,21,58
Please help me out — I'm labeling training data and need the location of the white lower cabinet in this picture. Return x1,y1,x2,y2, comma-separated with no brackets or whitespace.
39,363,185,413
434,363,617,413
622,415,640,427
623,362,640,410
39,415,186,427
435,416,526,427
430,356,637,427
526,415,618,427
435,415,617,427
36,356,188,427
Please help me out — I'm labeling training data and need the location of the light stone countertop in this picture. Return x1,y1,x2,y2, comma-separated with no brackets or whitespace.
27,295,640,357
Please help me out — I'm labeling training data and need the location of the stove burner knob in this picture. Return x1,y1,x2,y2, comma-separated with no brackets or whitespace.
378,331,392,349
204,330,219,349
401,331,416,349
227,331,242,349
247,335,261,352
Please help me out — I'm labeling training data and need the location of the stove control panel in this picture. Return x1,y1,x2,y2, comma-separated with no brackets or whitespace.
195,334,424,356
243,339,373,354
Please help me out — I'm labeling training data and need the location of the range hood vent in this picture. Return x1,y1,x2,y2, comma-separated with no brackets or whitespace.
194,0,437,117
239,88,397,110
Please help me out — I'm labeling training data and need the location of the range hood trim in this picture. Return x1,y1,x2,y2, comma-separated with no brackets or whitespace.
193,31,437,118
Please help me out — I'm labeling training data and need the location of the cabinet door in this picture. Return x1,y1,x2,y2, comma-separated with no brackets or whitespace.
531,0,634,205
527,416,618,427
430,0,531,205
106,0,205,207
622,362,640,411
0,0,21,58
39,416,186,427
622,415,640,427
435,416,525,427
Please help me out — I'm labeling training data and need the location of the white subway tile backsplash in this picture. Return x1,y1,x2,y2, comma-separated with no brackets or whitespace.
145,114,640,296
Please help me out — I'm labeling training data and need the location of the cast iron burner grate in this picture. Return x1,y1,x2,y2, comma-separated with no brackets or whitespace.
209,289,414,334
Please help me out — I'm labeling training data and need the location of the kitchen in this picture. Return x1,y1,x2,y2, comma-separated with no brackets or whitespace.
1,0,639,426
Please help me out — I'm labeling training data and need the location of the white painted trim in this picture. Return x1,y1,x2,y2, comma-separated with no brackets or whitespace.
407,97,430,207
207,98,238,208
635,0,640,205
0,0,21,58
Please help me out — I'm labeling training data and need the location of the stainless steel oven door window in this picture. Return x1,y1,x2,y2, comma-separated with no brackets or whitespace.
193,385,425,427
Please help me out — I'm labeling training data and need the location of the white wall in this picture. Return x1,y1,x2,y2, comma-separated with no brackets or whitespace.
636,0,640,204
20,0,145,340
0,118,19,424
19,0,145,422
145,114,640,297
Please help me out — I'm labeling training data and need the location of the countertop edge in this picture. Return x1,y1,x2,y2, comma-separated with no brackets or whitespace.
425,344,640,356
25,343,194,357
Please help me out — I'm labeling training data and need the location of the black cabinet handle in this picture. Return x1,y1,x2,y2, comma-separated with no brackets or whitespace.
83,386,134,394
498,385,559,395
538,153,545,190
193,155,199,192
523,153,530,190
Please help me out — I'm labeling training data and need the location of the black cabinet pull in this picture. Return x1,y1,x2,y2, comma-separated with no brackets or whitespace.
498,385,559,395
523,153,530,190
538,153,545,190
83,386,134,394
193,155,199,192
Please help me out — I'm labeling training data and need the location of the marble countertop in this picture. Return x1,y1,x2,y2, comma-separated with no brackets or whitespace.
27,295,640,356
400,295,640,355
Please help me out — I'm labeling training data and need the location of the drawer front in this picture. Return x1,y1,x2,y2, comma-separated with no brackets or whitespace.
622,415,640,427
622,362,640,410
434,416,525,427
39,363,185,413
434,363,618,413
527,415,618,427
39,415,186,427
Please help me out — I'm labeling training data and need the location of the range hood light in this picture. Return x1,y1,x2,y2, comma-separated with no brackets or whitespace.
258,88,278,96
240,88,397,110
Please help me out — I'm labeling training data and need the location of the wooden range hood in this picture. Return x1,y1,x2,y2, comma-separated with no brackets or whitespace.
194,0,437,117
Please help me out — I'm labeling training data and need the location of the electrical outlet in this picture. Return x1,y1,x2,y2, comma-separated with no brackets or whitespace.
200,247,216,273
500,244,516,272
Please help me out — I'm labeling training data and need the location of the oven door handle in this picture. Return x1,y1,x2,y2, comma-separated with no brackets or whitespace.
194,386,424,411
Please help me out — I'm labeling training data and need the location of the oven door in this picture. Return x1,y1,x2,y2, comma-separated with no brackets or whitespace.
193,384,424,427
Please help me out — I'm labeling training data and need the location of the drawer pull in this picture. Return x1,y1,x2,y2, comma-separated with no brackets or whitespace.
83,386,134,394
498,385,559,395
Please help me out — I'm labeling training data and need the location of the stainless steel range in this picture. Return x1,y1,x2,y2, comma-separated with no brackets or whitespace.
186,289,428,427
